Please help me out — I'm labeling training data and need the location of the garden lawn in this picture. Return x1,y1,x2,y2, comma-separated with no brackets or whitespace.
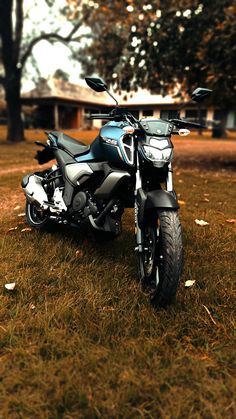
0,132,235,418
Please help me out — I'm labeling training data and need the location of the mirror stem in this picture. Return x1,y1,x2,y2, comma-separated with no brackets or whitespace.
105,88,119,107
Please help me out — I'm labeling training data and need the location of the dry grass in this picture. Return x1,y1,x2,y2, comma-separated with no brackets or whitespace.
0,130,236,418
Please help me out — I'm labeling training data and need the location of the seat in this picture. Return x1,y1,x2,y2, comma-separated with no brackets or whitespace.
51,131,90,156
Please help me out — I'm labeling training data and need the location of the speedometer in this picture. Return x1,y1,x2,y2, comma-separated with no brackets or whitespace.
140,119,173,136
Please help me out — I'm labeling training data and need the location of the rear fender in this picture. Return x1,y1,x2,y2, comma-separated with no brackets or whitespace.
137,188,179,227
35,146,54,165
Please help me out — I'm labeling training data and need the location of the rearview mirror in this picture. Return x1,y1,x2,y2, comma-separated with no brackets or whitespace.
85,77,108,92
191,87,212,103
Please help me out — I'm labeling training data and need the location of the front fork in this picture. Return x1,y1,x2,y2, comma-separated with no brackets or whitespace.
134,159,143,253
134,161,174,253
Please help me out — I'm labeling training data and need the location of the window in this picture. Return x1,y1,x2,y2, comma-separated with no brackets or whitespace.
143,109,154,117
186,109,206,123
129,110,139,120
160,109,177,120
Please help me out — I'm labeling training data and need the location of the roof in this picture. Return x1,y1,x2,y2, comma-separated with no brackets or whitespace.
22,78,180,107
22,78,111,106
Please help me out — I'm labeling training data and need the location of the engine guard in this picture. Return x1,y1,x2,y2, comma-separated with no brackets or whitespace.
137,188,179,228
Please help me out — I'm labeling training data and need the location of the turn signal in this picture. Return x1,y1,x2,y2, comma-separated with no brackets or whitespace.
178,129,190,136
123,126,135,134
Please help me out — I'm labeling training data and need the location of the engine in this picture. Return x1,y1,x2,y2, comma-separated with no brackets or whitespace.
71,191,98,221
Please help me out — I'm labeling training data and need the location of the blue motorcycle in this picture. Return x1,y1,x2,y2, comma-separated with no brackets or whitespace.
22,77,211,307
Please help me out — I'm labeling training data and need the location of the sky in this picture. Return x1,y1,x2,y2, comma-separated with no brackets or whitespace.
21,0,175,104
22,0,89,91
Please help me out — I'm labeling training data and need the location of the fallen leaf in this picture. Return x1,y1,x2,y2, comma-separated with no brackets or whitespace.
21,228,32,232
203,198,210,202
204,193,210,197
14,205,20,211
75,249,84,258
178,179,183,183
195,219,209,226
185,280,196,288
226,219,236,224
18,213,26,217
178,200,186,205
102,306,115,312
4,282,16,291
199,355,210,361
29,303,36,310
7,227,18,232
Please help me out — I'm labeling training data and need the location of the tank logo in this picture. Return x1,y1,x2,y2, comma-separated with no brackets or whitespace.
156,129,162,134
101,137,118,146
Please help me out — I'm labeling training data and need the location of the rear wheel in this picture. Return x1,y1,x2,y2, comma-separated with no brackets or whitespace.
25,200,50,230
138,210,183,307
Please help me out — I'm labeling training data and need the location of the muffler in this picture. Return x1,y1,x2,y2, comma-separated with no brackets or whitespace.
22,174,49,210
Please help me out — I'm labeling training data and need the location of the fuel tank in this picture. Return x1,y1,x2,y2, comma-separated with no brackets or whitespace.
99,121,134,168
76,121,134,169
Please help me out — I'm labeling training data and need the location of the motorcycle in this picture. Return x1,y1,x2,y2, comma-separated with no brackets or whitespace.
22,78,211,307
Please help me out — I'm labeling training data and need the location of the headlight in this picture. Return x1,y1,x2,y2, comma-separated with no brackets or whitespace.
142,143,173,167
149,138,170,149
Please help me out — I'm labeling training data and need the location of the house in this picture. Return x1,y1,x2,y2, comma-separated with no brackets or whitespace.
1,78,235,130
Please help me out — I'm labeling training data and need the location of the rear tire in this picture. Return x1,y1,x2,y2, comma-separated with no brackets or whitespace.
25,200,50,230
138,210,183,307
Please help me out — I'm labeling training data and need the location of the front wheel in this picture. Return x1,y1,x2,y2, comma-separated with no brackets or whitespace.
138,210,183,307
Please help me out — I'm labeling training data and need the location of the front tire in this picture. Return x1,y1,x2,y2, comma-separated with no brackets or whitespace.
138,210,183,307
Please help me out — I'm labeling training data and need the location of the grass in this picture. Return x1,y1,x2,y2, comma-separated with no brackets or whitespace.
0,130,236,418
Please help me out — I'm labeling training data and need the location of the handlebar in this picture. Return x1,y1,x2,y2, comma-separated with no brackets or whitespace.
89,113,112,119
88,111,206,133
170,118,206,129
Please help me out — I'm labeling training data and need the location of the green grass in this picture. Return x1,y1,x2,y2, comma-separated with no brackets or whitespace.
0,136,236,418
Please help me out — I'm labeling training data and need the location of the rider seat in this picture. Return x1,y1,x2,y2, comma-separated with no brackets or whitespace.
51,131,90,157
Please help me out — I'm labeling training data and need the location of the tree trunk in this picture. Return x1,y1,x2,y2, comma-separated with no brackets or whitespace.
5,75,25,143
212,110,228,139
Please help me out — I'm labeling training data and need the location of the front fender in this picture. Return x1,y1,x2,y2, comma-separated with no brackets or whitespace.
137,188,179,227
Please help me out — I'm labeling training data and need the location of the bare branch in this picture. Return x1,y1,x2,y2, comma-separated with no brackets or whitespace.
20,22,82,68
13,0,24,63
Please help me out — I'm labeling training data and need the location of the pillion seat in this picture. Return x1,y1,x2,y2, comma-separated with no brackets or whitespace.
51,131,90,157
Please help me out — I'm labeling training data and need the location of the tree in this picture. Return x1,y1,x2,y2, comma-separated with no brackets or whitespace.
53,69,70,81
80,0,236,113
0,0,84,142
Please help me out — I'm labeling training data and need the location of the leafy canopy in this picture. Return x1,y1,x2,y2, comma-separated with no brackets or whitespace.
79,0,236,107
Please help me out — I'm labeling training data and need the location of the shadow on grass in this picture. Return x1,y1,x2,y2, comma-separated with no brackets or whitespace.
39,219,137,271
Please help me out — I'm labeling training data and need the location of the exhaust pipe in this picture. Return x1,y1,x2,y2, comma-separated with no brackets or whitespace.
22,174,49,210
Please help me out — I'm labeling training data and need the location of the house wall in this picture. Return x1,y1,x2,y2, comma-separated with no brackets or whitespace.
20,98,236,131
